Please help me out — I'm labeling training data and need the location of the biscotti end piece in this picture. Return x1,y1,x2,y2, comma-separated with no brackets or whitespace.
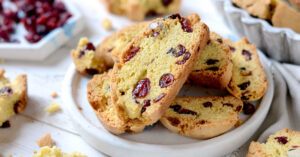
247,128,300,157
271,1,300,34
189,32,232,89
0,70,27,126
232,0,276,20
225,37,268,102
71,38,110,75
160,96,243,139
97,22,150,66
111,13,209,129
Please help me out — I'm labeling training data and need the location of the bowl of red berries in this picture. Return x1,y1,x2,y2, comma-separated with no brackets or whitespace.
0,0,84,61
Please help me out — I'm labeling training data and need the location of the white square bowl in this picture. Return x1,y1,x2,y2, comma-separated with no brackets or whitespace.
0,0,84,61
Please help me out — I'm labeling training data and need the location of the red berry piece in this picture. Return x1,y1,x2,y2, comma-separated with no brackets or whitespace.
243,102,255,115
132,78,150,98
167,117,180,126
242,49,252,61
159,73,174,88
124,47,140,62
275,136,288,144
180,18,193,33
203,102,212,108
238,81,250,90
141,99,151,113
176,52,191,65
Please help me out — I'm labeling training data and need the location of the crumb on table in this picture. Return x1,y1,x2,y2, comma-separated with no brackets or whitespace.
45,102,61,114
36,133,53,148
50,92,58,98
77,104,82,110
102,18,113,30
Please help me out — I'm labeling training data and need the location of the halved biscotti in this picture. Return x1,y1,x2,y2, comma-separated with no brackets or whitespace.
232,0,276,20
102,0,181,21
0,69,27,127
97,22,150,66
71,38,110,75
224,37,268,102
247,128,300,157
189,32,232,89
110,13,209,129
160,96,243,139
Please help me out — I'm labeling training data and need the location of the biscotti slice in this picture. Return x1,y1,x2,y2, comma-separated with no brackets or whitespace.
97,22,150,65
160,96,243,139
247,128,300,157
102,0,181,21
271,1,300,33
111,13,209,128
224,37,268,102
232,0,276,19
189,32,232,89
71,38,110,75
0,69,27,127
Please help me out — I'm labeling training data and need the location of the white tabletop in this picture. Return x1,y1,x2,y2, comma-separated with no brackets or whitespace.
0,0,237,156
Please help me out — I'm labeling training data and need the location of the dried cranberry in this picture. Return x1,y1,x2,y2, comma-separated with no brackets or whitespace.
207,39,211,44
180,18,193,32
176,52,191,65
124,47,140,62
153,93,165,102
205,67,219,71
243,103,255,115
85,69,99,75
216,39,223,43
0,86,13,95
141,99,151,113
178,109,197,115
164,13,181,20
132,78,150,98
238,81,250,90
177,44,186,57
0,121,11,128
242,49,252,61
83,42,96,51
146,10,158,16
170,104,181,112
229,45,236,52
159,73,174,88
78,50,85,58
198,120,206,124
223,103,234,107
167,117,180,126
203,102,212,108
162,0,173,6
206,59,219,65
275,136,288,144
235,106,242,112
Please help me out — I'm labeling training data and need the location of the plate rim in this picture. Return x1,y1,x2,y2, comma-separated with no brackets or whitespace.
62,50,274,156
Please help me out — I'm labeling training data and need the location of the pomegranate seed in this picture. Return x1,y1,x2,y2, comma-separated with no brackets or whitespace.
25,33,42,43
203,102,212,108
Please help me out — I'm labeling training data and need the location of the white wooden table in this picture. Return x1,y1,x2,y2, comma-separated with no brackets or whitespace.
0,0,236,156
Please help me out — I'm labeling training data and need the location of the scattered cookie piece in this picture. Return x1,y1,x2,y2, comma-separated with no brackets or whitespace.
50,92,57,98
33,146,87,157
45,102,61,114
102,18,113,31
235,119,243,127
36,133,53,148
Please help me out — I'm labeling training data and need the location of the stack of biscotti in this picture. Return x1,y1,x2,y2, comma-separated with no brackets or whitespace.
71,13,268,139
232,0,300,33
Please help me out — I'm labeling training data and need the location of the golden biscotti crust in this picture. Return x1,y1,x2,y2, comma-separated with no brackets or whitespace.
246,128,300,157
225,37,268,102
111,13,209,130
97,22,150,65
189,32,233,89
160,96,243,139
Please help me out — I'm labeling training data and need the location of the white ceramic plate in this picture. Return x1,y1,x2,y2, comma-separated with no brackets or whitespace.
0,0,84,61
63,51,274,157
214,0,300,64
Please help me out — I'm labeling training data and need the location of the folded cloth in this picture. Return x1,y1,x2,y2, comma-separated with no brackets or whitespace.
225,60,300,157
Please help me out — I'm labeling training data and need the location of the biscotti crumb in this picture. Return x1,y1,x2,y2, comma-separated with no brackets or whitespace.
77,104,82,110
50,92,57,98
45,102,61,113
36,133,52,147
102,19,113,31
235,119,243,127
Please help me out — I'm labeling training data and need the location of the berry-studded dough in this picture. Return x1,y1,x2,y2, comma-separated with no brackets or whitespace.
232,0,276,20
247,128,300,157
225,37,268,102
160,96,243,139
110,13,209,128
101,0,181,21
0,69,27,127
71,38,111,75
97,22,150,65
189,32,233,89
